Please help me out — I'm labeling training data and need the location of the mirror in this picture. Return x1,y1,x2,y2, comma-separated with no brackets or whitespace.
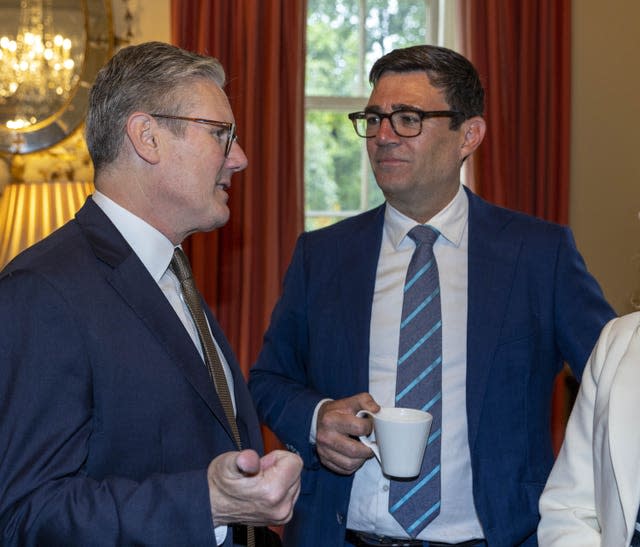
0,0,112,154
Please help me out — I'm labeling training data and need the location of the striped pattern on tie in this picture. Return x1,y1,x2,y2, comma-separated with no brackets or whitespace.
389,225,442,538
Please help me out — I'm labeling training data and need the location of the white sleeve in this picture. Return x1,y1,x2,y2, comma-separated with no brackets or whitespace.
537,318,617,547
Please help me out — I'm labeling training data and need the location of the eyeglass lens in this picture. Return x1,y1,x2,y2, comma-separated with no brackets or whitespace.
356,111,423,138
150,114,235,157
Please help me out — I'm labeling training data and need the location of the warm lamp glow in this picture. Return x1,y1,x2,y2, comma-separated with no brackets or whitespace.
0,181,93,268
0,0,82,130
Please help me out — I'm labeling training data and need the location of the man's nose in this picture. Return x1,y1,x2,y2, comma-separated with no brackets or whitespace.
374,117,400,143
226,141,248,172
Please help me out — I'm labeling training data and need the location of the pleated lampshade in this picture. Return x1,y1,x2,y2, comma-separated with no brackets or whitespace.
0,181,93,268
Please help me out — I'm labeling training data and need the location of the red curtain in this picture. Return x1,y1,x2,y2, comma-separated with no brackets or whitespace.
459,0,572,453
459,0,571,223
170,1,305,414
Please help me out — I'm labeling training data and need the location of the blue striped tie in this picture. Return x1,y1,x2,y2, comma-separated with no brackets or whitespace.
389,225,442,538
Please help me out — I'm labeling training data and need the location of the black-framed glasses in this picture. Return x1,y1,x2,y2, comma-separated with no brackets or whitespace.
348,109,463,138
150,114,237,157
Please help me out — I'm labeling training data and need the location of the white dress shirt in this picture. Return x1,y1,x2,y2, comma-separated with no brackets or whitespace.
346,185,485,541
91,191,233,545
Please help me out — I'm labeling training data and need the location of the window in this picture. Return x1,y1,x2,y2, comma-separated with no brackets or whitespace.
304,0,458,230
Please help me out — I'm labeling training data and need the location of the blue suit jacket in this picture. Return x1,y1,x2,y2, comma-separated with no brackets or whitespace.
248,188,616,547
0,198,264,546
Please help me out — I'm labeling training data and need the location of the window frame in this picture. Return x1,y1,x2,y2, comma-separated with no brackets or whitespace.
304,0,457,229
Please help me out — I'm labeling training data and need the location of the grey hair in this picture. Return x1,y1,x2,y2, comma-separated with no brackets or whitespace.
85,41,226,172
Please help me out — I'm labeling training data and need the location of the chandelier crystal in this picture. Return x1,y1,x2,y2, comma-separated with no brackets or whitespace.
0,0,83,131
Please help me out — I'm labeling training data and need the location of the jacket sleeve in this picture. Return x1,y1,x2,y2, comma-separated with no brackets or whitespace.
248,235,326,467
553,226,616,378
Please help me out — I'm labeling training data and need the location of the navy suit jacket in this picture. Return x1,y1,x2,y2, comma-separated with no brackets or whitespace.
0,198,264,546
248,187,616,547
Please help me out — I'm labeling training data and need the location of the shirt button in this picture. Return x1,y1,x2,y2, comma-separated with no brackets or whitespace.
383,484,389,492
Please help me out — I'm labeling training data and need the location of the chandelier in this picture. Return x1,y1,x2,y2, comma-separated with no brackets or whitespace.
0,0,83,131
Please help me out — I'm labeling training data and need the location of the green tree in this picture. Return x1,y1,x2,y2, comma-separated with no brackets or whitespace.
305,0,430,230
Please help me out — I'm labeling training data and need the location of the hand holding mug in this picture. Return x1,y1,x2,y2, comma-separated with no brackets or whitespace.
357,407,432,478
315,393,380,475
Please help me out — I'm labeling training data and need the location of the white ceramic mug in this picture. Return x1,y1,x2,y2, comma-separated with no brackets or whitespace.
357,407,433,478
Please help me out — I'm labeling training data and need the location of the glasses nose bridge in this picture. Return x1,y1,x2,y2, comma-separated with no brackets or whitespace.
376,113,400,139
227,136,242,159
224,126,237,157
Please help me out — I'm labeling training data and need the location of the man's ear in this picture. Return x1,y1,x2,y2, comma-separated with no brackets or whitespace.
126,112,162,165
460,116,486,159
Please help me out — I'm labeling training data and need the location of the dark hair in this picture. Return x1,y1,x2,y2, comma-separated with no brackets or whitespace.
369,45,484,129
85,41,226,172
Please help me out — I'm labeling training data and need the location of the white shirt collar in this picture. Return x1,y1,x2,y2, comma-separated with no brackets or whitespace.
91,191,176,282
384,184,469,250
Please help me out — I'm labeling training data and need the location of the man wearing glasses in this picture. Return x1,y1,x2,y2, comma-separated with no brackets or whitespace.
0,42,301,546
249,45,614,546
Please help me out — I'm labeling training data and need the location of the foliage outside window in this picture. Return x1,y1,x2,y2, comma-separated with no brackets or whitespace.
304,0,456,230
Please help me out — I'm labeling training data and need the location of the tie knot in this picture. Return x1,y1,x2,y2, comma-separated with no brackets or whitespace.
170,247,193,282
408,225,439,248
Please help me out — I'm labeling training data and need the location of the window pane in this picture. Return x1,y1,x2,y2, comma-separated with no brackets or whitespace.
305,0,435,231
306,0,362,96
305,109,384,231
364,0,428,66
306,0,429,98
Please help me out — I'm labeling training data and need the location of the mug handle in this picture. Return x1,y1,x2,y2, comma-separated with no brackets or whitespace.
356,409,380,462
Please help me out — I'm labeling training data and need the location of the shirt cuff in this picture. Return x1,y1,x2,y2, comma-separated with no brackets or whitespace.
309,398,333,444
214,524,228,545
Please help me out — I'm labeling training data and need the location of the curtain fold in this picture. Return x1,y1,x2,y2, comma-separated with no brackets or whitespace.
459,0,571,224
459,0,572,454
170,1,305,401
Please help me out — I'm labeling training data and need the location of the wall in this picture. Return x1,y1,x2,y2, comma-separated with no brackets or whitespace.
114,0,170,44
570,0,640,315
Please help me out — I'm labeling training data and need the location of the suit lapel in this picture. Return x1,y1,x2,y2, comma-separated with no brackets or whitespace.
75,199,236,442
465,190,522,448
608,321,640,535
336,195,520,422
337,205,385,392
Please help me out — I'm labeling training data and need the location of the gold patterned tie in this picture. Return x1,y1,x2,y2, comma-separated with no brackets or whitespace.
170,248,255,547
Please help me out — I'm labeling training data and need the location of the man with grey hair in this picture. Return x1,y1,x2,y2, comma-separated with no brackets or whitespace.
0,41,301,547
